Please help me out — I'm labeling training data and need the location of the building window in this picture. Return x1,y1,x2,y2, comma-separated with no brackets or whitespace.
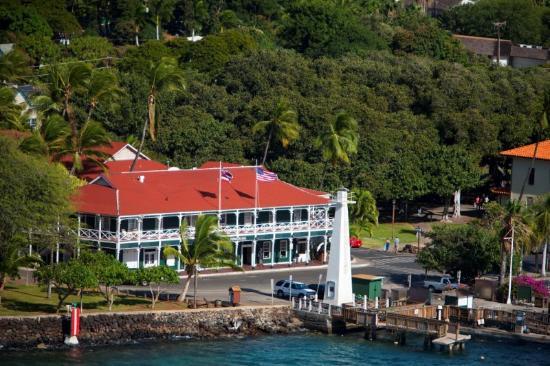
127,219,138,231
326,281,335,299
529,168,535,185
279,240,288,258
298,240,307,254
262,242,271,259
100,217,111,231
144,250,156,267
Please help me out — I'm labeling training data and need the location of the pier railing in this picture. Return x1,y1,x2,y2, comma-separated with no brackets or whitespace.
385,313,448,338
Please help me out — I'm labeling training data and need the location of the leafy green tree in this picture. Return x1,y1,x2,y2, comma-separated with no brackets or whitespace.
17,35,61,65
117,0,150,46
0,241,41,291
280,0,387,57
61,120,112,174
315,112,358,188
85,69,124,123
68,36,115,61
36,260,97,312
0,3,53,38
163,215,239,307
441,0,548,46
137,266,179,308
148,0,177,40
130,56,185,171
252,100,299,165
417,224,500,282
423,145,480,219
0,137,75,291
80,251,133,311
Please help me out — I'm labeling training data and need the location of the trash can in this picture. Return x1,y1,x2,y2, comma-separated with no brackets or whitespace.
229,286,241,306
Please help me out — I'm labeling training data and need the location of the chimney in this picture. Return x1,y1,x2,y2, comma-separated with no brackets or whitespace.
138,175,145,183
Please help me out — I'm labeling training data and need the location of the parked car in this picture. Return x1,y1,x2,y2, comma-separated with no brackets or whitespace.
274,280,316,299
308,284,325,300
423,275,459,292
350,236,363,248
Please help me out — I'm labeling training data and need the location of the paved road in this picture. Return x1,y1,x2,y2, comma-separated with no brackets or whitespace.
145,249,436,305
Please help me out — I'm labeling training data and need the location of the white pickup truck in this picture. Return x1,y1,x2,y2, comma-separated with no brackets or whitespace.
423,276,459,292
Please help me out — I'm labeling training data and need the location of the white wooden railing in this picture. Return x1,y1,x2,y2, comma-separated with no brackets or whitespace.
79,219,334,243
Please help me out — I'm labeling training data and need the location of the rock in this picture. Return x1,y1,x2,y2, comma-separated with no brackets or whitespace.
36,343,47,349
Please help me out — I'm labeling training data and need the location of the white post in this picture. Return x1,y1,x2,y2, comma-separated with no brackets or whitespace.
176,245,181,271
306,231,311,263
375,296,379,309
138,217,143,247
252,240,257,268
385,298,389,308
97,215,102,248
136,248,140,268
542,240,548,277
363,296,367,310
235,241,239,264
506,226,515,305
323,235,328,263
271,239,275,267
77,215,81,257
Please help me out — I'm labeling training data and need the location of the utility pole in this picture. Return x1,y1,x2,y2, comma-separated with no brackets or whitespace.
391,199,396,239
493,21,507,66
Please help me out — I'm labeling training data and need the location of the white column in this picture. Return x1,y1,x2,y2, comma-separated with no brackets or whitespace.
136,247,141,268
157,215,162,240
116,248,120,262
323,235,328,263
271,238,275,266
306,231,311,263
252,240,257,268
156,245,161,267
138,217,143,247
288,239,292,265
176,245,181,271
77,215,81,257
97,215,102,249
234,241,239,265
116,217,121,256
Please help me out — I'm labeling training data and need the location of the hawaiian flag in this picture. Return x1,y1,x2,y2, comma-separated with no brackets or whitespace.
256,167,277,182
221,168,233,182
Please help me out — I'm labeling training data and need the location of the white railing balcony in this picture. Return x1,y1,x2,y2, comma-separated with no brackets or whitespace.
78,218,334,243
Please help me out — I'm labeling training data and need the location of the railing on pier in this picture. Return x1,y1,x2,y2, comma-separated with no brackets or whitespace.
384,313,448,338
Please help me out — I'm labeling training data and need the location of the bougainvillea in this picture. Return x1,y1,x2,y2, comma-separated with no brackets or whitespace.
514,275,550,297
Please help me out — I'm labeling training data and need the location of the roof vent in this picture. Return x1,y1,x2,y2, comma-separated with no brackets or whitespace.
138,175,145,183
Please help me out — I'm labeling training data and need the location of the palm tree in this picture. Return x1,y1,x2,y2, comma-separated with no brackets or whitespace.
349,188,379,237
529,194,550,276
252,100,300,165
85,69,124,123
130,57,185,171
0,49,30,83
163,215,239,307
315,111,358,188
19,114,69,161
60,120,112,174
0,87,24,130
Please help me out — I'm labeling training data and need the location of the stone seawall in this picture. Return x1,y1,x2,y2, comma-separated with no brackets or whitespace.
0,305,301,350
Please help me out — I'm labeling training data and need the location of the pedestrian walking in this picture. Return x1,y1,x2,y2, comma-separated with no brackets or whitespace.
474,196,481,210
385,239,390,252
394,237,400,253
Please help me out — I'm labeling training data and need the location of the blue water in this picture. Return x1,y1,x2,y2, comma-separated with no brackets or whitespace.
2,333,550,366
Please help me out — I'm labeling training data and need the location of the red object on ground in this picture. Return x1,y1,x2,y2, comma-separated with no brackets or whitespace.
350,236,363,248
70,306,81,336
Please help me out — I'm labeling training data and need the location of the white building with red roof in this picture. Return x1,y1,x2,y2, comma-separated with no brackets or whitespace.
74,161,334,270
499,140,550,205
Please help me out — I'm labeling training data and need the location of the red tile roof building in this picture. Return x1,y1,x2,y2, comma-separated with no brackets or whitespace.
75,160,334,270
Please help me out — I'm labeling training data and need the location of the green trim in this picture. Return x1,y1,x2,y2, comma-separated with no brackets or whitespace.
275,233,291,239
119,242,139,249
140,242,160,248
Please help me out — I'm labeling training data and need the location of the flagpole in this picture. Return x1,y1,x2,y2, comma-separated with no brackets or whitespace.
218,161,222,214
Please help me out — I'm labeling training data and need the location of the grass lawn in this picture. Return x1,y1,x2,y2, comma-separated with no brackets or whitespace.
0,283,188,316
361,222,419,249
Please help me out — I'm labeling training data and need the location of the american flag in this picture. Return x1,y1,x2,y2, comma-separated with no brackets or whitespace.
256,167,277,182
221,168,233,182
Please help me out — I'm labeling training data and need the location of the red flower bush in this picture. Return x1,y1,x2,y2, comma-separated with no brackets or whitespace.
514,275,550,297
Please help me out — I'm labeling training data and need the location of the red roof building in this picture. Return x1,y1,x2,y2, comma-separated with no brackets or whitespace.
75,163,334,270
499,140,550,205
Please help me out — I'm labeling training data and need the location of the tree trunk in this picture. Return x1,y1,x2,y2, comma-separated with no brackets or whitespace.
452,190,461,218
150,285,156,309
499,245,507,286
177,272,192,302
261,128,272,166
130,114,148,171
0,273,5,291
193,266,198,309
135,25,140,46
156,15,160,41
542,240,548,277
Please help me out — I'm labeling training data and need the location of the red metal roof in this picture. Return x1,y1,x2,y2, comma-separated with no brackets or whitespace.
75,165,330,216
500,140,550,161
78,160,168,181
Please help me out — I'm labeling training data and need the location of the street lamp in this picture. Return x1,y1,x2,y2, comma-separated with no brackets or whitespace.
392,199,396,239
505,225,515,305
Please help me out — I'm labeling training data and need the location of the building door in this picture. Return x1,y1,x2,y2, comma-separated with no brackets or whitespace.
242,246,252,266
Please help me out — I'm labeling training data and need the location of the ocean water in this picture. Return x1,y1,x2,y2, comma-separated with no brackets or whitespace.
2,333,550,366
